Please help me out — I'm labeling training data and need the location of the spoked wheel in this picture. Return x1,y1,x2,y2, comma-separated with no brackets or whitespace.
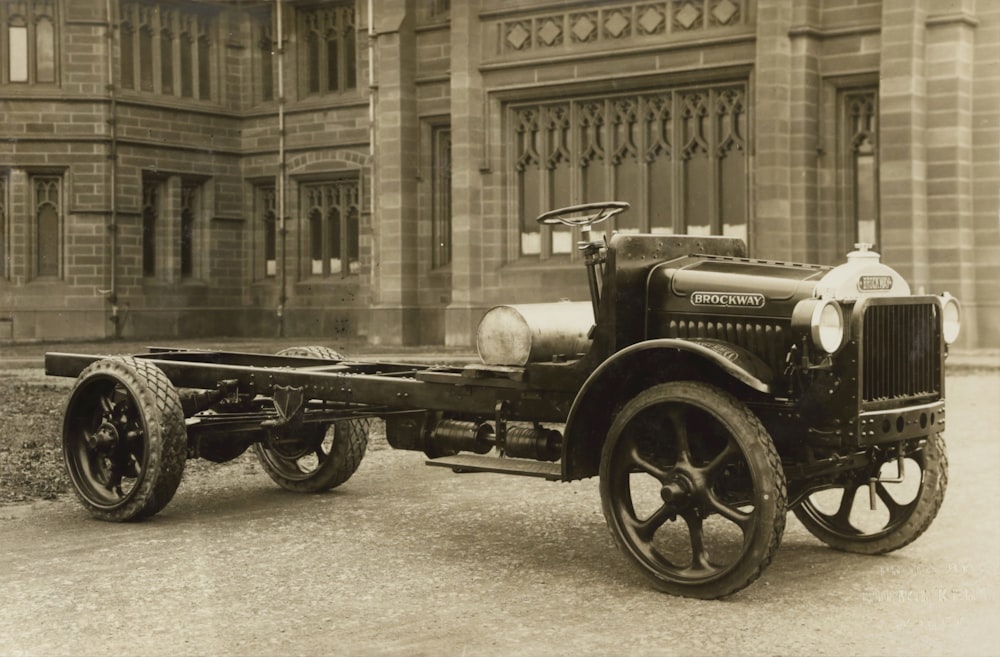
793,434,947,554
255,345,367,493
254,419,370,493
62,357,187,522
600,381,786,599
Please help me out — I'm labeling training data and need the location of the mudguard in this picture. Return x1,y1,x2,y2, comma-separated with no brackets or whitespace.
560,338,774,480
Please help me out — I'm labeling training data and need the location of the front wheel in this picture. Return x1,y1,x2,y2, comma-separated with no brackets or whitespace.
62,357,187,521
600,381,786,599
793,433,947,554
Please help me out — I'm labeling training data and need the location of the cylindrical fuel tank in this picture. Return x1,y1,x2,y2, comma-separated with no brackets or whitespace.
476,302,594,366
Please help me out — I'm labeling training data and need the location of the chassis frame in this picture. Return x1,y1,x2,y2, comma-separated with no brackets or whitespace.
44,202,951,600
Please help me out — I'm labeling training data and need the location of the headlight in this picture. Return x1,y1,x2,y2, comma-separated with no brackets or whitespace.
941,294,961,344
792,298,846,354
813,300,846,353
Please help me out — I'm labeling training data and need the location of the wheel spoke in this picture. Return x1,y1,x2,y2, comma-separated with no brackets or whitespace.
103,464,123,495
683,513,715,571
628,503,675,542
875,482,916,526
124,447,141,478
85,452,105,484
705,439,740,476
82,428,98,450
807,484,862,536
627,445,670,481
99,391,116,417
833,483,859,521
707,492,752,533
665,407,691,465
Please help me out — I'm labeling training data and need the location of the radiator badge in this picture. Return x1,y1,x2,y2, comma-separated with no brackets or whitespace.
690,292,766,308
858,275,894,292
699,341,741,362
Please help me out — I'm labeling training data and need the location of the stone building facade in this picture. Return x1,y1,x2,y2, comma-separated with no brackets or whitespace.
0,0,997,348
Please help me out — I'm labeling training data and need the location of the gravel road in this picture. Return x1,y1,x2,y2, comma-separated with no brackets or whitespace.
0,370,998,657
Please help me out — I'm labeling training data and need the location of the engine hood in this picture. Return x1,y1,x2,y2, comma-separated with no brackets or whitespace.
649,255,829,318
648,246,911,319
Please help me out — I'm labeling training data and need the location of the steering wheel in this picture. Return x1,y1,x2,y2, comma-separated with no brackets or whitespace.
536,201,630,227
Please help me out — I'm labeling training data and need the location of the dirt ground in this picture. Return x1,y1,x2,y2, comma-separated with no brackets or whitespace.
0,355,998,657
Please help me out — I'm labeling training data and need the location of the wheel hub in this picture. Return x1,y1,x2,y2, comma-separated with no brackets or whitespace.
661,471,695,506
267,425,323,460
86,422,120,451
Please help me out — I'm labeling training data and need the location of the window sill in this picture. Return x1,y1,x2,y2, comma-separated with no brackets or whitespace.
501,255,579,272
25,277,67,287
115,91,227,116
295,276,361,286
286,92,367,112
142,278,209,288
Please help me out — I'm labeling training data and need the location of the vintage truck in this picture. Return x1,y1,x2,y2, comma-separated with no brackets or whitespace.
45,202,961,599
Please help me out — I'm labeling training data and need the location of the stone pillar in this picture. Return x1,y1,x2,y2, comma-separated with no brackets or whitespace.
970,1,1000,348
878,0,929,290
787,1,822,262
925,3,979,345
369,1,421,345
444,0,486,347
159,175,181,284
7,169,28,286
752,0,800,260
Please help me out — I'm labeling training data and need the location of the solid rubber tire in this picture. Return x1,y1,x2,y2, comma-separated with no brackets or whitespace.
599,381,786,599
62,357,187,522
793,433,947,555
254,419,369,493
257,345,366,493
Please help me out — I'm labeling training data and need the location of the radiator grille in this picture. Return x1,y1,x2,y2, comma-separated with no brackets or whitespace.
862,302,941,403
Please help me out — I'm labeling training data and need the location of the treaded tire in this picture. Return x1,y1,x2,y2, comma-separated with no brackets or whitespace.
793,433,947,555
600,381,786,599
62,356,187,522
255,345,368,493
275,346,346,361
254,419,370,493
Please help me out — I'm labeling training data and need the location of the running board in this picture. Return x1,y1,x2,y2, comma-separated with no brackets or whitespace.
425,454,562,480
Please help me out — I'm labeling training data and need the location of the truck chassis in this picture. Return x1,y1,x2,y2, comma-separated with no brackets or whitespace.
45,203,956,599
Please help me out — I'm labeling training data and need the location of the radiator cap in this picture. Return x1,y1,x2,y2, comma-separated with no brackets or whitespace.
815,245,910,300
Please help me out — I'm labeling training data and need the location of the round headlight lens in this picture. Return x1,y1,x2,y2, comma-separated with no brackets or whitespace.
812,300,845,354
942,295,961,344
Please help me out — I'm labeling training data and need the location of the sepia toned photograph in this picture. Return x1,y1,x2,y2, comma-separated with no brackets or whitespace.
1,0,998,655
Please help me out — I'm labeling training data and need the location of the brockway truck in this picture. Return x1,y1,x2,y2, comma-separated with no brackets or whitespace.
45,202,962,599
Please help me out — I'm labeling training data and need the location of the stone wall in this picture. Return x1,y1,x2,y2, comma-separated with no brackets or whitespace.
0,0,997,348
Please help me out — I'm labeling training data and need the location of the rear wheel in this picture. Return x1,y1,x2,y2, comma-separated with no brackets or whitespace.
600,381,786,599
62,357,187,521
254,346,368,493
793,434,947,554
254,419,370,493
275,345,345,362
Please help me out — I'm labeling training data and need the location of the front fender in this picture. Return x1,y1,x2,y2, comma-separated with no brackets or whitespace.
560,338,774,480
